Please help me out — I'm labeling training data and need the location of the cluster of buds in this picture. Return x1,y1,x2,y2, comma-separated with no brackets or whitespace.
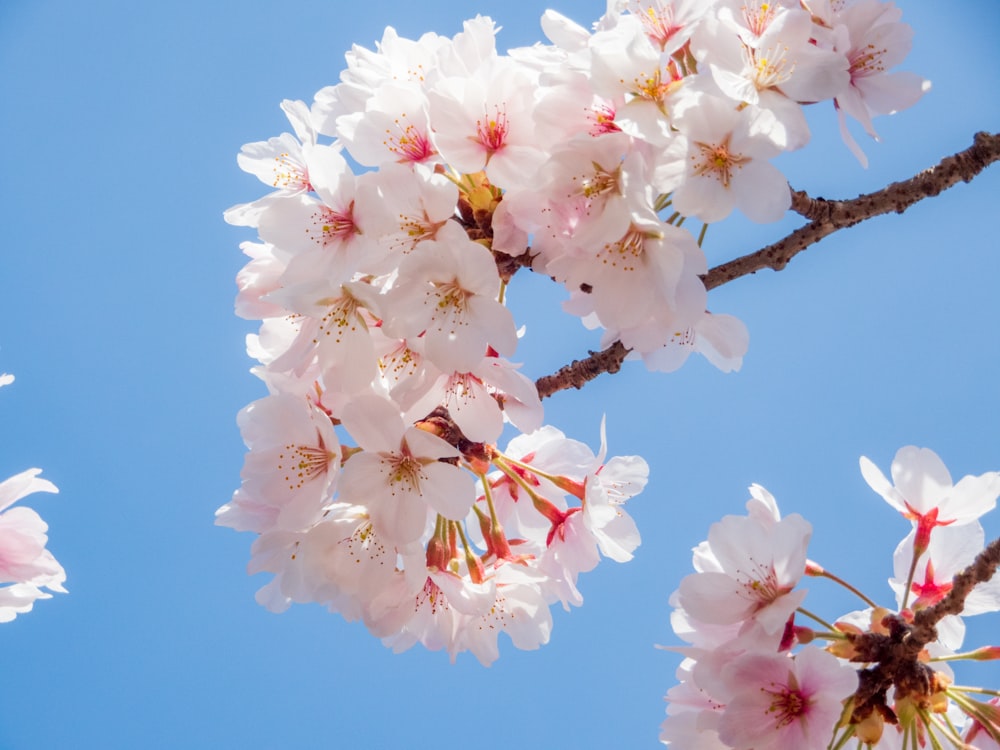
661,447,1000,749
220,0,927,663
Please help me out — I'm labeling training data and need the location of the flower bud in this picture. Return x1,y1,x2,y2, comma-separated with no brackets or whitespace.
854,709,884,745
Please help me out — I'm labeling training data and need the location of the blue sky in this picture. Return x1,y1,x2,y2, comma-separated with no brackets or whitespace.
0,1,998,748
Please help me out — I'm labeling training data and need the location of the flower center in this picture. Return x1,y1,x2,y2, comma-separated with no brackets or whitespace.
765,685,808,728
633,2,683,50
272,152,312,192
313,290,367,345
386,454,424,491
598,228,647,273
277,433,335,490
433,280,471,314
911,559,953,608
580,162,622,200
476,105,509,153
385,115,435,163
630,66,684,108
307,203,360,247
849,42,888,80
743,2,777,37
693,136,749,188
588,102,622,136
749,45,795,90
415,577,450,615
739,561,793,610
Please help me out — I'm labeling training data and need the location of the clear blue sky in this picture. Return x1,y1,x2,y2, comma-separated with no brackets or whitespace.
1,2,998,748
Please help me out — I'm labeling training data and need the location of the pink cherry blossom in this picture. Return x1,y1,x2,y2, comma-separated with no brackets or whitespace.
716,647,857,750
670,93,790,223
380,224,517,373
828,0,930,166
217,393,341,534
0,468,66,623
338,395,476,545
677,493,811,634
427,57,547,189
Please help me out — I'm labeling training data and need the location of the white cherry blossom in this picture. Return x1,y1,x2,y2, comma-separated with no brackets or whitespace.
0,468,66,623
677,495,811,634
829,0,930,166
670,93,789,223
338,394,476,545
381,223,517,373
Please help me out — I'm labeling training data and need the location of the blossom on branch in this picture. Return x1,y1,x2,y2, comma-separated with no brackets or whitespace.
662,451,1000,749
223,1,932,668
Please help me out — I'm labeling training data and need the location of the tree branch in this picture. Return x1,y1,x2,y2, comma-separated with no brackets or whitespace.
535,341,629,400
703,132,1000,290
534,132,1000,400
910,535,1000,649
846,535,1000,723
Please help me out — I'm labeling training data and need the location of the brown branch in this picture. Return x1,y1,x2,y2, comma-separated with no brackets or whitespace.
535,341,629,400
533,132,1000,400
910,535,1000,648
846,535,1000,723
704,131,1000,290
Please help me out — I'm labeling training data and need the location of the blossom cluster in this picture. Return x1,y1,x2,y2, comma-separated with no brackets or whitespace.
661,447,1000,749
221,0,926,663
0,373,66,623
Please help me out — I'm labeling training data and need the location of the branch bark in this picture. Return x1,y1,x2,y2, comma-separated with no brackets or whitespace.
704,131,1000,290
910,535,1000,648
534,132,1000,400
846,535,1000,723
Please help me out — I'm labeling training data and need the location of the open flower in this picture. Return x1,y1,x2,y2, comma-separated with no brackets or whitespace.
677,489,811,635
717,647,857,750
860,446,1000,554
338,394,476,545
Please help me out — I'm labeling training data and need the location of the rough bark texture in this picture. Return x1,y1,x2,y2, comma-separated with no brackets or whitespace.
846,537,1000,724
704,132,1000,290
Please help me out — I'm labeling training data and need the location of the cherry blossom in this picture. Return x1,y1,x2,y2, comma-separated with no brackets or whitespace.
0,375,66,623
0,469,66,623
890,522,1000,621
676,493,811,634
664,451,1000,749
716,648,857,750
860,446,1000,554
380,223,517,373
216,393,341,534
222,3,939,674
338,394,476,545
669,93,789,223
427,57,547,189
828,0,931,166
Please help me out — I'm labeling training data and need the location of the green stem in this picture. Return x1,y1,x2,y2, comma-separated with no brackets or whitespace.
826,725,854,750
949,685,1000,697
797,606,836,633
478,471,501,528
494,453,561,488
697,222,708,247
814,568,880,610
